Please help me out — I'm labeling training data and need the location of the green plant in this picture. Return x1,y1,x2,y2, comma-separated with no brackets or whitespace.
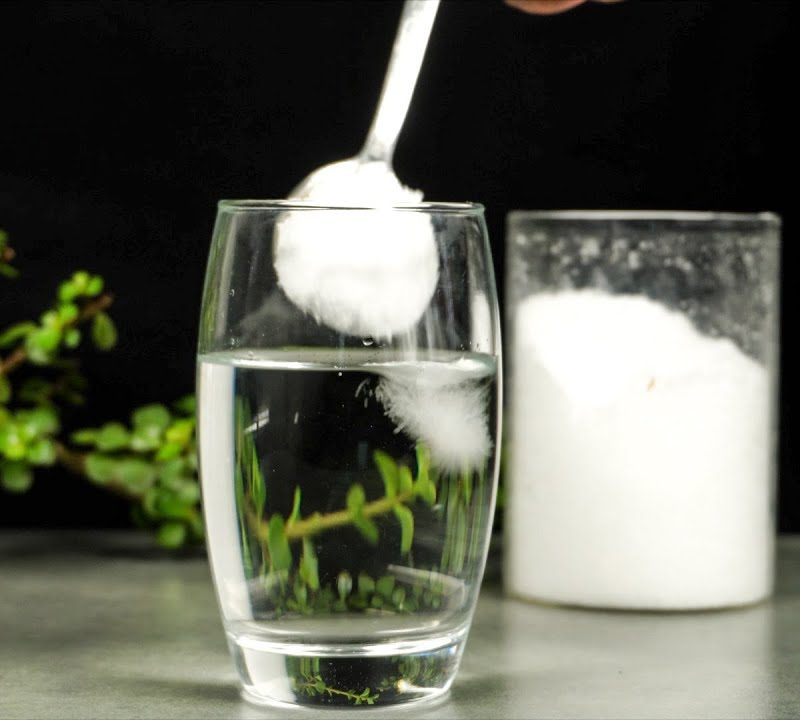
0,232,201,548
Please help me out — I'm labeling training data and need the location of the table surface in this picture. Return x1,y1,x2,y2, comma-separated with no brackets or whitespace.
2,532,799,720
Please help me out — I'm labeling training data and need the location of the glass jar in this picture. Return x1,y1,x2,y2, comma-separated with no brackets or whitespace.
504,211,780,610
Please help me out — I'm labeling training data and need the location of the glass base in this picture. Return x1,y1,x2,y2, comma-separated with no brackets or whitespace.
230,633,465,708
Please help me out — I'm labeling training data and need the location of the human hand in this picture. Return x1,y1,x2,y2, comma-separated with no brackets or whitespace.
506,0,621,14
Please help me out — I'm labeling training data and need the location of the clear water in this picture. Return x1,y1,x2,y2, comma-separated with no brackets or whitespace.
198,349,499,706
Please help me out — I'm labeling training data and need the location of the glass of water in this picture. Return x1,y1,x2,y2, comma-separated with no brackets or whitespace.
197,200,501,707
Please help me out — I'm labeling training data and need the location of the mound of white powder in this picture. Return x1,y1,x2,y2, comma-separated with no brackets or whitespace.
274,161,439,339
506,290,773,610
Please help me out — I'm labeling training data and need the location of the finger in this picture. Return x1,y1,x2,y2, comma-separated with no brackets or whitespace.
504,0,588,14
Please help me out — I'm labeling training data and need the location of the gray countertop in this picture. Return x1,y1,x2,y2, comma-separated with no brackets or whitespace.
1,532,799,719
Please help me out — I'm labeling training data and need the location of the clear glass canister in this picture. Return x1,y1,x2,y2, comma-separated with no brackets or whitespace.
504,211,780,610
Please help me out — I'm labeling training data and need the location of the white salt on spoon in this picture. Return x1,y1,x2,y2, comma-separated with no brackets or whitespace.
275,0,441,339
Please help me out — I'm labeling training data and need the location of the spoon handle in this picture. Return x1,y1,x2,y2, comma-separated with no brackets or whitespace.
360,0,440,164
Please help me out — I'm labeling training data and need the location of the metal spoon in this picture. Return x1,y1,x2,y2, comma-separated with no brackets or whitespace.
290,0,440,199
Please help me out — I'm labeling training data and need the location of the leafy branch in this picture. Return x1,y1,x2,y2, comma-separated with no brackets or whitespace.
0,232,201,549
265,447,432,552
290,658,379,706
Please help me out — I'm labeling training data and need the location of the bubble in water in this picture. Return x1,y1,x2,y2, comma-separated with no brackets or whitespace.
362,337,374,346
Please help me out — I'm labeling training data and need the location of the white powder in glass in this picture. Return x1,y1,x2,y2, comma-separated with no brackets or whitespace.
506,290,774,610
375,358,492,472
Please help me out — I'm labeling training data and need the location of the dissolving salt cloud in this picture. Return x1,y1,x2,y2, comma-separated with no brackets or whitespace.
376,359,493,472
507,290,772,610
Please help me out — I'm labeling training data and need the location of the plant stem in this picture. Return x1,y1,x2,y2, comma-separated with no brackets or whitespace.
0,293,114,375
77,292,114,324
54,442,140,501
296,675,378,704
251,489,415,545
0,347,26,375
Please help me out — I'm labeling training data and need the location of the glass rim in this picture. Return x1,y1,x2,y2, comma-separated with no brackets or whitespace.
508,209,781,226
218,199,485,214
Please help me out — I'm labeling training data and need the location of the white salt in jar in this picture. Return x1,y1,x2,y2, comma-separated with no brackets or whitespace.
504,211,780,610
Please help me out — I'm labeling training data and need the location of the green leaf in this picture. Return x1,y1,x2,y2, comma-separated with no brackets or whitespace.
71,271,90,292
0,263,18,279
452,503,468,574
63,328,81,349
416,444,431,484
391,586,406,607
376,574,395,599
0,426,27,460
85,275,104,297
165,418,194,446
352,514,379,545
40,311,59,328
26,438,56,466
0,375,10,404
1,461,33,493
293,575,308,606
154,441,182,461
249,450,265,516
129,428,162,452
58,281,78,303
398,466,414,497
173,395,196,415
71,428,99,446
132,404,171,432
373,450,398,499
157,457,186,483
85,453,118,484
173,478,200,505
267,514,292,572
25,327,61,363
153,488,191,518
95,422,131,451
0,322,36,349
142,486,160,518
117,458,156,492
462,468,473,505
299,538,320,591
156,521,187,549
337,571,352,599
19,406,59,436
393,504,414,554
346,483,366,516
289,486,302,524
91,312,117,351
57,303,79,324
415,475,436,507
357,573,375,595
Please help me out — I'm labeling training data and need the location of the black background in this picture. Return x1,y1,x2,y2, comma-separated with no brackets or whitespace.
0,0,796,531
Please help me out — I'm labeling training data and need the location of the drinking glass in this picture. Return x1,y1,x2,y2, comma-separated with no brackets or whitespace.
197,200,501,707
505,211,780,610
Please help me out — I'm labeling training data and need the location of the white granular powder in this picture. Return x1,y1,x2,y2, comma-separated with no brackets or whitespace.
274,161,439,339
506,290,774,610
